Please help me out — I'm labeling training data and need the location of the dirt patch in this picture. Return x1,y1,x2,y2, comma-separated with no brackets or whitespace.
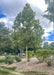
0,58,54,74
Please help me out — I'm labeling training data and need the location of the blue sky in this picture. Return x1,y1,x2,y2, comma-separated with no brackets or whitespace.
0,10,6,18
47,31,54,41
0,0,54,42
0,13,6,18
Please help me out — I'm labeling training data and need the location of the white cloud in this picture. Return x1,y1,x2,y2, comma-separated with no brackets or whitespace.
43,23,53,40
0,0,27,29
0,0,50,29
0,17,13,29
27,0,47,11
0,0,27,17
0,18,7,23
0,0,53,41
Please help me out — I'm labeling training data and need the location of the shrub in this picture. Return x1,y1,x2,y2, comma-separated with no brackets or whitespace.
37,57,43,63
47,60,51,66
27,51,33,62
46,58,52,66
5,55,14,64
15,56,21,62
25,51,33,62
45,56,53,66
36,49,54,63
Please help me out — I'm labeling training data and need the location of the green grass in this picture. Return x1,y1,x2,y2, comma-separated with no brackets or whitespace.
0,66,16,71
0,70,14,75
0,66,50,75
0,66,48,75
0,66,21,75
23,72,48,75
0,58,5,64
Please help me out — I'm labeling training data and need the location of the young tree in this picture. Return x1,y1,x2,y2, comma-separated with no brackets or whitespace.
12,3,44,62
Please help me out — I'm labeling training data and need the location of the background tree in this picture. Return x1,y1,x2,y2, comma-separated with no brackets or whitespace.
0,22,13,54
50,42,54,50
44,0,54,29
43,42,54,50
43,42,50,49
44,0,52,4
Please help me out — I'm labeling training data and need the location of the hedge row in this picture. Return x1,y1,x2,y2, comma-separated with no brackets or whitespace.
36,49,54,63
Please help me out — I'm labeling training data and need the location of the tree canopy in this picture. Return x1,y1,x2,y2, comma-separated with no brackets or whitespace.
12,3,44,53
0,22,12,54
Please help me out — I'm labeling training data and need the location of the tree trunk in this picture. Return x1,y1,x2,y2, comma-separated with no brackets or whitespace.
20,48,23,58
18,44,23,58
26,46,28,66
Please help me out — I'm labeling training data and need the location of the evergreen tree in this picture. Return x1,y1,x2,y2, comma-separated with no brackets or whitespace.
44,0,54,29
12,3,44,61
0,22,12,54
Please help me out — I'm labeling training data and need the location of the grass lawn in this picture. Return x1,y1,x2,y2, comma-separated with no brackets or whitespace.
23,72,48,75
0,66,21,75
0,58,5,64
0,70,48,75
0,66,48,75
